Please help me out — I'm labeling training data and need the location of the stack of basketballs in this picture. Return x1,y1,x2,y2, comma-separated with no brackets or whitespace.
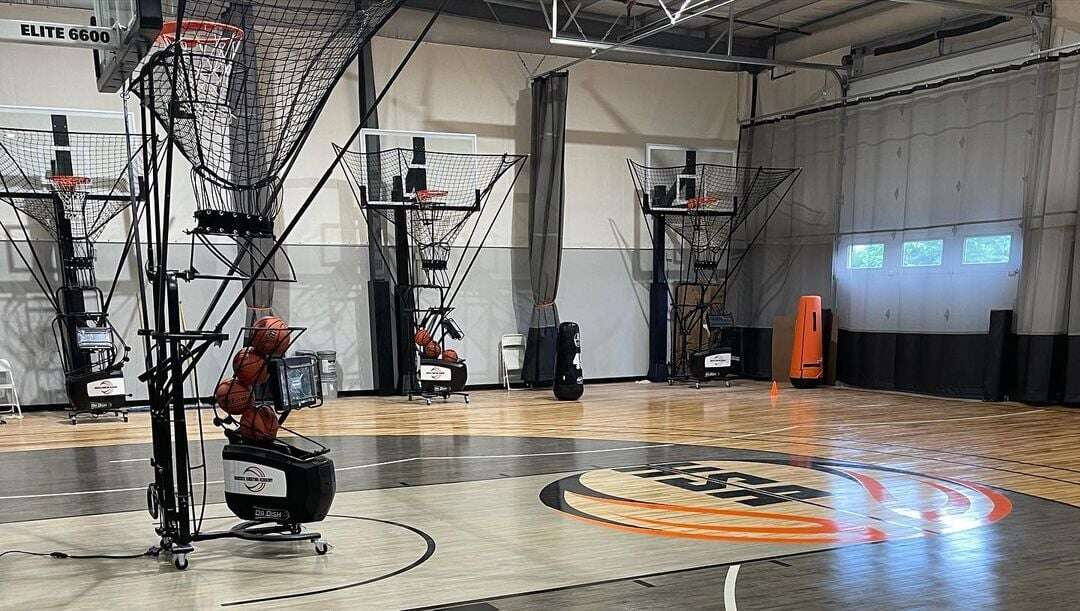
214,315,292,443
414,327,459,363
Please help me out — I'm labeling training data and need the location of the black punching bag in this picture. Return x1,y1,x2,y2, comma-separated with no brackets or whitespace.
553,322,583,401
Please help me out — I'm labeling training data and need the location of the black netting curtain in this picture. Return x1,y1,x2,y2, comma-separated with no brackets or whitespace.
736,52,1080,401
522,72,568,386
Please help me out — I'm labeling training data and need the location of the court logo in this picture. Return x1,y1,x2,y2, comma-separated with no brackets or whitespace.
239,466,273,493
540,458,1012,545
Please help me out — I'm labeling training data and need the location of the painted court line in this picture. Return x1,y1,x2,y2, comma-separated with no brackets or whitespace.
724,564,740,611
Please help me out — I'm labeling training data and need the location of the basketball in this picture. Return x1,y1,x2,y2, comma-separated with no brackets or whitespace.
238,405,279,442
252,315,290,357
423,341,441,358
215,378,253,415
414,328,432,346
232,347,269,386
442,348,459,363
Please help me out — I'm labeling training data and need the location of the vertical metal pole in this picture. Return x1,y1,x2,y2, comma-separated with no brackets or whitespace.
167,277,192,544
727,4,734,56
395,207,415,394
648,213,668,381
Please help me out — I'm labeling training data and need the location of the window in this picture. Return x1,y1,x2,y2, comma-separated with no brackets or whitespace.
902,239,944,267
848,243,885,269
963,235,1012,265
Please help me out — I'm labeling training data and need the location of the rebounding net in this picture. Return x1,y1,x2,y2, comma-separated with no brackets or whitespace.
0,127,142,241
335,146,526,284
628,161,800,284
132,1,403,237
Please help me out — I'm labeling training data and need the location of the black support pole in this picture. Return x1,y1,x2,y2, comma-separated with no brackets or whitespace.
394,207,415,394
357,21,396,394
648,213,668,382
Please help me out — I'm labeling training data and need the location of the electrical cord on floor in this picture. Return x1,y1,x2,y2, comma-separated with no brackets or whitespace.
0,548,156,561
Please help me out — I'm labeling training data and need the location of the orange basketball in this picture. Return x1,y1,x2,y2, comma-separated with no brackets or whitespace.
233,347,269,386
252,315,290,357
414,328,432,346
442,349,459,363
238,405,279,442
422,341,441,358
215,378,253,415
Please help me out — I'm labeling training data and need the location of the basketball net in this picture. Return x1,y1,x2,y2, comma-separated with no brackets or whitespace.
156,20,245,109
156,21,245,192
47,175,92,210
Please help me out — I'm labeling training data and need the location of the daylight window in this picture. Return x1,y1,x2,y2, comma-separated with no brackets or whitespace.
848,243,885,269
902,240,944,267
962,235,1011,265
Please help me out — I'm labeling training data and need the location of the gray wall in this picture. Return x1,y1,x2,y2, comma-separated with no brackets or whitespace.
0,240,654,404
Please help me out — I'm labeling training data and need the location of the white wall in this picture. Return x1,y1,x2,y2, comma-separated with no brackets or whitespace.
0,4,743,404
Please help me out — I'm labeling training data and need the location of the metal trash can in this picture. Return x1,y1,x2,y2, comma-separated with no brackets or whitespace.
296,350,338,401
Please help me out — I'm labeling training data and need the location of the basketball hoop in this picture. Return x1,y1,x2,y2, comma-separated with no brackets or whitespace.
158,20,246,51
685,195,719,211
154,19,245,124
48,175,92,193
415,189,449,203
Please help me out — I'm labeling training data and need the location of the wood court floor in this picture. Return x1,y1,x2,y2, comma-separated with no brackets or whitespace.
3,380,1078,504
2,380,1079,609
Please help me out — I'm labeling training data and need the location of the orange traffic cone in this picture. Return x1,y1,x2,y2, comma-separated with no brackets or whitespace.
770,380,780,398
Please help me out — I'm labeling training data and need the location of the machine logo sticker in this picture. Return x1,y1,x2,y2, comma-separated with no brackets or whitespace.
419,365,452,382
239,466,274,493
87,378,124,397
540,458,1012,545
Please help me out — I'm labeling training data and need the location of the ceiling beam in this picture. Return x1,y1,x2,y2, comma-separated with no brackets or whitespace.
886,0,1043,20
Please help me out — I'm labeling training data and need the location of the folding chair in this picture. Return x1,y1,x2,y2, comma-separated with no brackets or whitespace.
0,359,22,422
500,334,526,390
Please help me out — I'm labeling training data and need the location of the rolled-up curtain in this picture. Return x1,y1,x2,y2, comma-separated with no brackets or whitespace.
522,72,568,386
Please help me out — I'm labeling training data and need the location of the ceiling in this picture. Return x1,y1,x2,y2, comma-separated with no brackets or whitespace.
1,0,1048,72
396,0,1045,70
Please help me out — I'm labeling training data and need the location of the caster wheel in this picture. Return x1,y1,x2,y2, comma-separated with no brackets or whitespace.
314,540,329,555
425,399,432,406
668,380,675,386
70,418,77,426
174,554,189,570
465,397,471,404
694,383,701,390
725,381,732,388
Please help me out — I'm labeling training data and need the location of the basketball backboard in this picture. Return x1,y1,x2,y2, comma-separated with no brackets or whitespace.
354,129,479,210
643,144,738,215
0,104,141,195
92,0,163,93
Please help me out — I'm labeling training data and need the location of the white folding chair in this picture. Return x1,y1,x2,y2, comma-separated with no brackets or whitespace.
500,334,526,390
0,359,22,420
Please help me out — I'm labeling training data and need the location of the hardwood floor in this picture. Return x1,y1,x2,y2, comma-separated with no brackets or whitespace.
3,380,1078,505
2,380,1080,609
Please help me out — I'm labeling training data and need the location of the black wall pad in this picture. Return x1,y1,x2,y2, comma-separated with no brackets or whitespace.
368,280,396,394
733,327,773,380
1011,334,1069,404
1065,337,1080,404
837,330,987,399
983,310,1012,402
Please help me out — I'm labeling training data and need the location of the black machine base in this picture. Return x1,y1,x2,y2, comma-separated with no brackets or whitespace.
412,358,469,406
66,372,129,425
153,522,328,571
149,438,336,570
222,441,335,524
668,346,739,390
